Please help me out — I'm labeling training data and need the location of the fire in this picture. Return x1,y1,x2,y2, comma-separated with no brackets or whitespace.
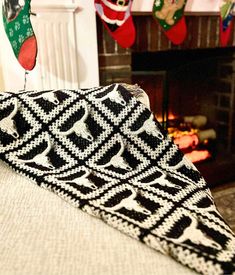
154,113,214,164
170,128,212,163
155,113,177,123
185,150,211,163
174,133,199,150
168,127,199,150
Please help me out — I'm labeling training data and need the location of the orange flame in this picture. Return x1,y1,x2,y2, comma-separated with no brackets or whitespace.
155,113,177,123
185,150,211,163
174,133,199,150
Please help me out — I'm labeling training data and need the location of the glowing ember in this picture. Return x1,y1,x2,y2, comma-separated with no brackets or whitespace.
155,113,177,123
168,127,198,138
185,150,211,163
174,133,199,150
156,114,215,164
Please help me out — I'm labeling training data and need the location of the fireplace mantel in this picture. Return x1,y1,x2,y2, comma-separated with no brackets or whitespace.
132,0,221,13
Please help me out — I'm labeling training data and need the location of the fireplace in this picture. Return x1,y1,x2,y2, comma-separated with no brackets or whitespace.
96,14,235,187
131,47,235,186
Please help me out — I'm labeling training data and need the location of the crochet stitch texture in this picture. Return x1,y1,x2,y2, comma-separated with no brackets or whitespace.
0,84,235,275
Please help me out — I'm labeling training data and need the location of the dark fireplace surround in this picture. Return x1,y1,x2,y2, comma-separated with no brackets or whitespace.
97,14,235,187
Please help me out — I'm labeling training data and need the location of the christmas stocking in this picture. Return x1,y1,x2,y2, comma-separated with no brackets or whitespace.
220,0,235,47
153,0,187,45
2,0,37,70
94,0,136,48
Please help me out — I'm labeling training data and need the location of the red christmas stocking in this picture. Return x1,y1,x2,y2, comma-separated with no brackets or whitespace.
94,0,136,48
2,0,37,70
153,0,187,45
220,0,235,47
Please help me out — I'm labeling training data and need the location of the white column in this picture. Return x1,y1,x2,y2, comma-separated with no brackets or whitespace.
75,0,100,88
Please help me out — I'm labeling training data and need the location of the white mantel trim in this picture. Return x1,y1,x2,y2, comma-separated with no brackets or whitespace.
31,3,79,12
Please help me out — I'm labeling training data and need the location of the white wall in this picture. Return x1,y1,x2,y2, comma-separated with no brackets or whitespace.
0,0,99,91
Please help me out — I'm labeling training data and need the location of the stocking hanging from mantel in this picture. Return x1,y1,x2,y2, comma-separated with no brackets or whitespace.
152,0,188,45
0,84,235,275
94,0,136,48
2,0,37,70
220,0,235,47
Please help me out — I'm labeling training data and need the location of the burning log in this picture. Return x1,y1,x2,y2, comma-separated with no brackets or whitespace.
183,115,207,129
167,114,216,163
185,150,212,163
173,133,199,150
198,129,216,142
172,129,216,150
167,115,208,130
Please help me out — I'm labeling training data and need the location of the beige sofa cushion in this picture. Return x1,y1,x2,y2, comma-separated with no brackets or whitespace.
0,161,196,275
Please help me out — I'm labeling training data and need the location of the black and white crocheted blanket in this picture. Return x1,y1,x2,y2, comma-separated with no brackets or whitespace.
0,84,235,275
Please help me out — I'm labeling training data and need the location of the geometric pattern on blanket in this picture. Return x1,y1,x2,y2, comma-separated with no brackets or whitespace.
0,84,235,275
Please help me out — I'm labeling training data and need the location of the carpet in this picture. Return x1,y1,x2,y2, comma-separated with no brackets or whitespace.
212,182,235,233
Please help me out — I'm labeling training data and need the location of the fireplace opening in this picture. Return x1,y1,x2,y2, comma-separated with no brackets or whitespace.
131,47,235,186
96,14,235,187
